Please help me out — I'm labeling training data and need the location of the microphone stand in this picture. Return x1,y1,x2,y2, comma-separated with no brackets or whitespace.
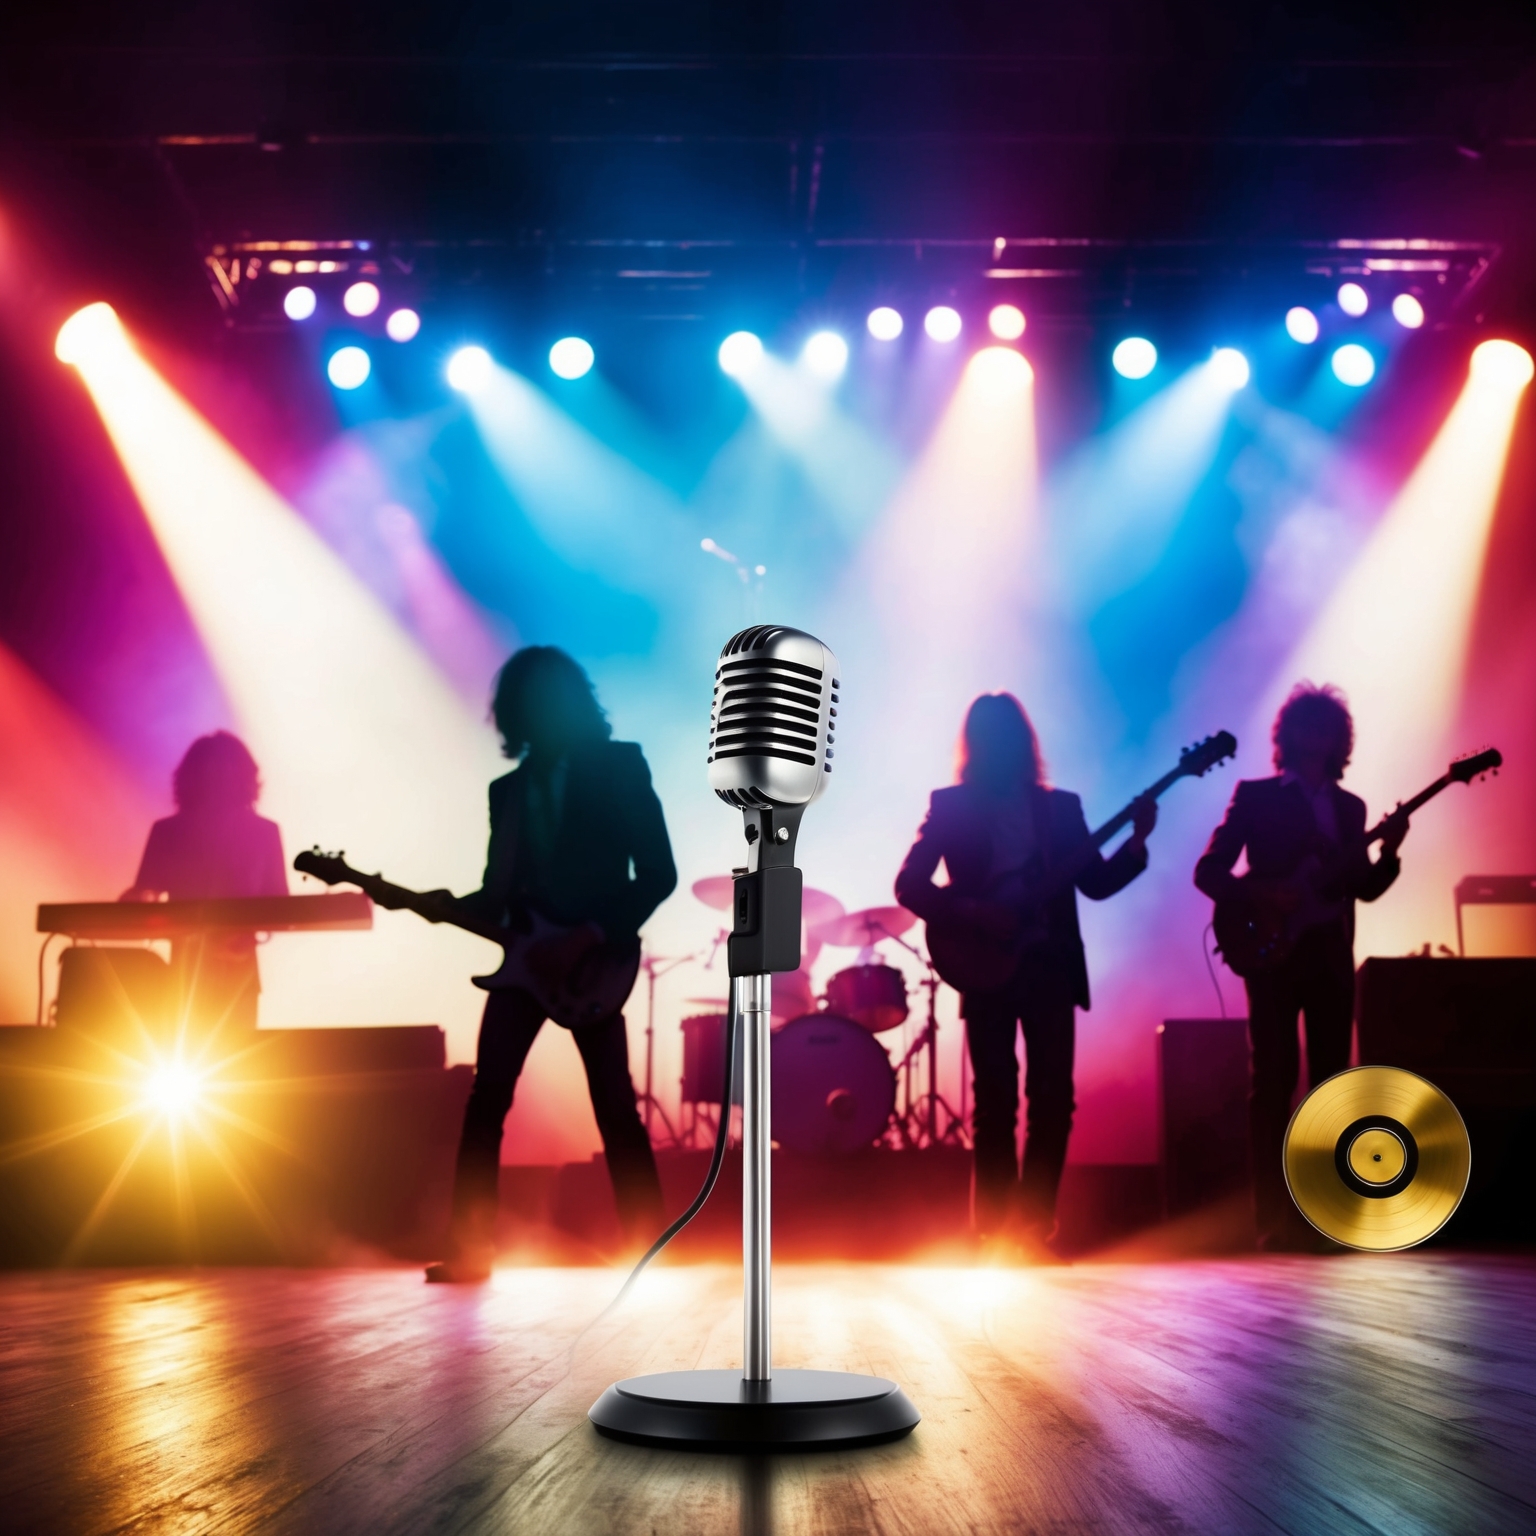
589,802,920,1449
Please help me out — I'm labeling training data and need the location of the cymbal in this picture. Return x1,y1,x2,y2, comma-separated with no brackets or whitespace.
692,876,844,928
810,906,915,947
691,876,735,911
1284,1066,1471,1252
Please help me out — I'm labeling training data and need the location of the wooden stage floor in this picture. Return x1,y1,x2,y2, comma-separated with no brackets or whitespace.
3,1256,1534,1534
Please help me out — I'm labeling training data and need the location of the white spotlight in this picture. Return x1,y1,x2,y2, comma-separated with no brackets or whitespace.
327,346,371,390
1111,337,1157,379
549,337,595,380
801,330,849,381
1392,294,1426,330
867,306,903,341
1211,347,1251,390
446,345,493,393
1338,282,1369,317
143,1060,202,1120
1285,306,1320,344
55,302,127,365
283,286,318,321
1470,339,1535,389
718,331,764,378
924,306,962,343
343,281,380,318
385,308,420,343
987,304,1026,341
1331,343,1376,387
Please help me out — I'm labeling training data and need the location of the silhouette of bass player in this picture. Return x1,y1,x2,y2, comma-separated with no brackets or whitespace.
121,730,288,1036
420,647,677,1283
1194,683,1408,1251
896,694,1156,1257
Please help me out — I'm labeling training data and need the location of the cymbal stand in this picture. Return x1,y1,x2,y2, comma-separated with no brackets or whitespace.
638,949,693,1148
886,930,968,1150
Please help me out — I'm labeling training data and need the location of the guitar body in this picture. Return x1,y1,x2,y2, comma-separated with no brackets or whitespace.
1210,883,1295,979
926,918,1021,995
472,912,641,1029
292,849,639,1030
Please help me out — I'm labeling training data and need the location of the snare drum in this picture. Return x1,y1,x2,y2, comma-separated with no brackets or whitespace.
770,1014,897,1155
824,963,909,1034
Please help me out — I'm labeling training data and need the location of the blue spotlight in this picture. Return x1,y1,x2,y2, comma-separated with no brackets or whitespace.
1210,347,1250,390
549,337,595,380
718,331,764,377
867,306,903,341
1392,294,1425,330
1111,337,1157,379
446,345,493,393
924,306,962,343
284,285,317,321
1338,282,1369,317
326,346,371,390
1331,343,1376,386
1285,306,1320,344
801,331,849,381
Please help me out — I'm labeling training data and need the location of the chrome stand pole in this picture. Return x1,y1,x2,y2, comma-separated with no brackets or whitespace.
739,972,772,1381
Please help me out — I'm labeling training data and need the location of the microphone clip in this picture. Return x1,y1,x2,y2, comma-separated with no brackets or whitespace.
727,804,804,978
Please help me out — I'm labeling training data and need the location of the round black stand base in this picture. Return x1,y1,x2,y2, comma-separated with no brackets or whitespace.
589,1368,919,1451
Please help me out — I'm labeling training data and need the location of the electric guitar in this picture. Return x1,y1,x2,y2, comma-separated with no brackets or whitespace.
1211,747,1503,978
293,849,640,1029
926,732,1238,994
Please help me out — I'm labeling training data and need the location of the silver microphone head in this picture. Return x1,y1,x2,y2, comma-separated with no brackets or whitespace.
708,625,839,809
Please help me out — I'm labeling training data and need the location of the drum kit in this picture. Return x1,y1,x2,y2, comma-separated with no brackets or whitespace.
642,877,970,1156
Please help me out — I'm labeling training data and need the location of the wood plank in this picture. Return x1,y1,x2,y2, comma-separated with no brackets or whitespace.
1,1258,1534,1534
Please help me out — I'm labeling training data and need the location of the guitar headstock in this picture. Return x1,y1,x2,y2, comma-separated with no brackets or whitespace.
294,847,359,887
1449,747,1502,784
1178,730,1239,779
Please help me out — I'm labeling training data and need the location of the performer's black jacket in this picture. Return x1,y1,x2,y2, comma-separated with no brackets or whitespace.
895,783,1147,1010
1193,776,1399,946
459,739,677,941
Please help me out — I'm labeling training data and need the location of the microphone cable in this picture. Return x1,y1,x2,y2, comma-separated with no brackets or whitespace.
582,986,740,1329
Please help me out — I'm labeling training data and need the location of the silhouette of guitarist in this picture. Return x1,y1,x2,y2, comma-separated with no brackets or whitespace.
1195,683,1407,1251
423,647,676,1283
895,694,1155,1255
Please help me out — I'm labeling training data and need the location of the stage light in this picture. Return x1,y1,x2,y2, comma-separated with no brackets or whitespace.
801,330,849,381
988,304,1026,341
1470,339,1534,389
1285,306,1320,344
971,346,1034,390
1338,282,1369,317
142,1059,202,1121
446,344,493,393
283,286,317,321
385,308,420,343
1392,294,1425,330
549,337,595,380
924,306,962,342
1210,347,1250,390
55,302,128,365
1331,343,1376,387
718,330,764,378
342,281,380,318
326,346,371,390
1111,337,1157,380
867,306,903,341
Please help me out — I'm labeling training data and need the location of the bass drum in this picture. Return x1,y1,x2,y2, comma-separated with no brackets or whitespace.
771,1014,896,1155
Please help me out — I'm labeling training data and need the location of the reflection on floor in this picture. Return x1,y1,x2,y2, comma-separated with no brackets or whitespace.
3,1256,1534,1534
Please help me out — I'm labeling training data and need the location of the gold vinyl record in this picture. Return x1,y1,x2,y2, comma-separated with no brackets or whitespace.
1284,1066,1471,1252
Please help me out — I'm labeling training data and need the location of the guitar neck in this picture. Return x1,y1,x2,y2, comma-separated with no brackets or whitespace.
1365,774,1451,843
333,866,507,946
1088,764,1187,850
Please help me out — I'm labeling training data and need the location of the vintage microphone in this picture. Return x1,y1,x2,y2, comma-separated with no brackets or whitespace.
589,625,920,1449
